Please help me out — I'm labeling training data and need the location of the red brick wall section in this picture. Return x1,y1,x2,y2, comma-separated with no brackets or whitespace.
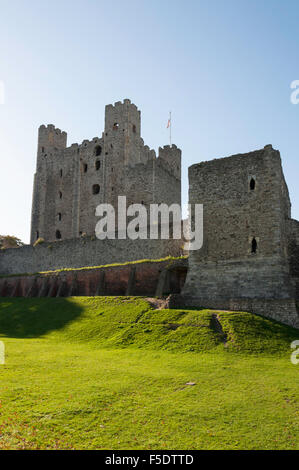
0,259,187,298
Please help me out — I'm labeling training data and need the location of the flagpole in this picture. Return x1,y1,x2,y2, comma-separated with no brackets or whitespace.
169,111,172,147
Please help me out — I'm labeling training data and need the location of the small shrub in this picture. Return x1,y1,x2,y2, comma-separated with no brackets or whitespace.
33,237,45,247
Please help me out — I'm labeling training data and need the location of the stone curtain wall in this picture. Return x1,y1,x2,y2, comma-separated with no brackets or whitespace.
288,218,299,300
0,258,188,299
169,294,299,329
0,237,184,276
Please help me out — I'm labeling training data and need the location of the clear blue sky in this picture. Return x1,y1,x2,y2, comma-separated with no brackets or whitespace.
1,0,299,243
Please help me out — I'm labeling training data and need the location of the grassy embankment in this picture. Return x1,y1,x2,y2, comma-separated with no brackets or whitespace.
0,296,298,449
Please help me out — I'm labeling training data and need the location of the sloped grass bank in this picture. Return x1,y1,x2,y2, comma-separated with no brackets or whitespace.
0,297,297,354
0,297,298,450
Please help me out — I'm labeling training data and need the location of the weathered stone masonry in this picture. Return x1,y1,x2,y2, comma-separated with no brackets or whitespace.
182,145,299,328
0,236,183,276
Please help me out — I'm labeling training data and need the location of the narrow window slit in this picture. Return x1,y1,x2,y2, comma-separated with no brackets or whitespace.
250,178,256,190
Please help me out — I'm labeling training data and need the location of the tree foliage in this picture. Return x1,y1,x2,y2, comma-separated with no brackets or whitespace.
0,235,25,249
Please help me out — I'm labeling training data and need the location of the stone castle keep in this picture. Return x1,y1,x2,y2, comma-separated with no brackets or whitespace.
0,99,298,329
31,99,181,243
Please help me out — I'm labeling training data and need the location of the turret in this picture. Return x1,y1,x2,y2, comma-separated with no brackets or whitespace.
158,144,181,179
37,124,67,168
105,99,141,136
104,99,141,166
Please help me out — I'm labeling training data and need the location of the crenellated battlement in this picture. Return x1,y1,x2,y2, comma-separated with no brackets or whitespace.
108,98,139,111
38,124,67,139
37,124,67,158
105,99,139,115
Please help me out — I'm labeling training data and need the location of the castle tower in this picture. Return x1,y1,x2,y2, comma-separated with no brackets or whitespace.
182,145,299,328
30,125,67,244
101,99,142,211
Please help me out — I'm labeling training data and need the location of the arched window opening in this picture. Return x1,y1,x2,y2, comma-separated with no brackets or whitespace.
251,237,257,254
95,145,102,156
133,124,136,133
83,163,88,173
58,213,62,221
113,122,119,130
56,230,62,240
250,178,256,190
36,231,39,240
41,146,45,153
92,184,100,195
95,160,101,171
60,169,63,177
59,191,62,199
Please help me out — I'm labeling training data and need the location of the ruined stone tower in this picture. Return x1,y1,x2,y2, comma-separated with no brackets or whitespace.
30,99,181,243
182,145,299,328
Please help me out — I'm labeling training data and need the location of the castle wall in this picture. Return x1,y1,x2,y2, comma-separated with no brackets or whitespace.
0,258,187,298
0,236,183,276
288,218,299,300
124,151,181,214
182,145,299,328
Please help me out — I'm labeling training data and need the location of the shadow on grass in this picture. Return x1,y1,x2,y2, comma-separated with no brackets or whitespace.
0,297,83,338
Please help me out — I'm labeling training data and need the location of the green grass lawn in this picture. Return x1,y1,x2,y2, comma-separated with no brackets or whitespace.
0,296,298,450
